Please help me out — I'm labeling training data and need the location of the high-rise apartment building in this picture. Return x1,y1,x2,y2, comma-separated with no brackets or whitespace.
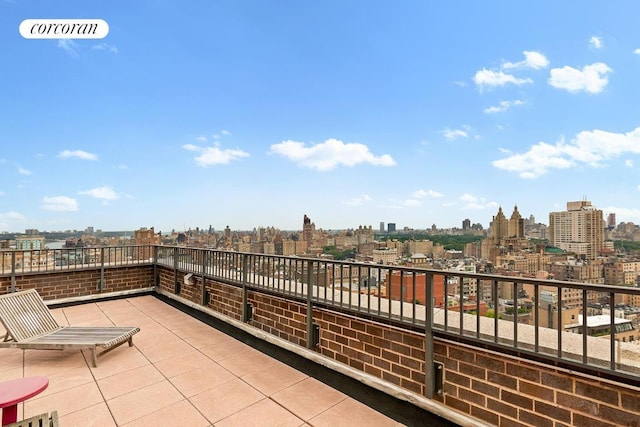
548,200,604,260
387,223,396,233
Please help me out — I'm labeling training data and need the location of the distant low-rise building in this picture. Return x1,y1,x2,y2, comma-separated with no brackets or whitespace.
564,315,638,343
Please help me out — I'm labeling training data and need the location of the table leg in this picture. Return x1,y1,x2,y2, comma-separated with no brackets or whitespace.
1,403,17,426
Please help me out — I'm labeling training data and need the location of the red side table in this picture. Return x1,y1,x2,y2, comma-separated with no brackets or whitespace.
0,376,49,426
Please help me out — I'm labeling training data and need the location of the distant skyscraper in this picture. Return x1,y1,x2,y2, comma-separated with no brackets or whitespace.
549,200,604,260
387,223,396,233
509,205,525,238
607,213,616,230
462,219,471,231
303,214,313,243
380,222,385,233
491,207,509,240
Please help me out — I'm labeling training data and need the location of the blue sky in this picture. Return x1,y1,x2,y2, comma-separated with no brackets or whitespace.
2,1,640,233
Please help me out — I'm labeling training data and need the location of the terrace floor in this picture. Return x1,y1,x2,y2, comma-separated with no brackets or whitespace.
0,295,404,426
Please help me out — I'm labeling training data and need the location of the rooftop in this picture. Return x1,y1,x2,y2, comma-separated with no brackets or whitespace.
0,295,405,426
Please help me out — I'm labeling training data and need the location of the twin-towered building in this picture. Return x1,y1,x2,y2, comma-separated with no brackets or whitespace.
483,200,606,267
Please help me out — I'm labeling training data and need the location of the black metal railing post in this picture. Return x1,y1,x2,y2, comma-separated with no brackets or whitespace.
306,259,317,349
173,247,180,294
201,250,207,306
98,247,105,292
153,246,159,287
424,273,442,397
10,251,16,293
242,254,251,322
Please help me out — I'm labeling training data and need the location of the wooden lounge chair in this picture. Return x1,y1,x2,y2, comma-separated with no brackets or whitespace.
0,289,140,367
5,411,59,427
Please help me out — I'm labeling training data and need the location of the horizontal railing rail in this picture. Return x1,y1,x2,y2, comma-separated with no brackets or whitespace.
0,245,155,276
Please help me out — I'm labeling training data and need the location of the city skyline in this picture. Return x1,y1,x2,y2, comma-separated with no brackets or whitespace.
2,2,640,232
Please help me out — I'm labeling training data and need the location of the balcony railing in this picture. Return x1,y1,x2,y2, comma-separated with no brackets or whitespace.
2,245,640,386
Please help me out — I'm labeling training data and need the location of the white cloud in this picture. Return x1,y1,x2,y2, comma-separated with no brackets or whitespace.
57,39,79,58
221,130,231,136
18,167,32,176
413,189,443,198
458,193,498,210
625,160,634,168
269,138,395,171
442,128,468,140
343,194,372,206
401,189,444,208
484,99,525,114
92,43,118,53
548,62,612,94
502,51,549,70
403,199,421,207
603,207,640,221
460,193,478,203
42,196,78,212
589,36,603,49
493,127,640,178
78,186,119,200
183,143,249,167
116,164,128,170
0,211,25,229
635,48,640,55
58,150,98,161
473,69,532,89
196,136,207,142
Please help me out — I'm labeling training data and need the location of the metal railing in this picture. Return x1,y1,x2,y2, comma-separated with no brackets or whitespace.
155,247,640,384
3,245,640,385
0,246,154,276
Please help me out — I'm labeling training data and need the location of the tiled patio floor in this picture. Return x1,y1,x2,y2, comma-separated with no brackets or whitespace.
0,295,403,426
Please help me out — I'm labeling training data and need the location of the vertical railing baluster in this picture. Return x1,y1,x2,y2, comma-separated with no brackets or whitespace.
476,279,481,339
459,275,464,337
242,253,250,322
534,284,539,352
348,263,353,309
400,270,405,321
201,249,207,306
582,288,588,364
493,280,498,344
306,259,315,349
513,281,518,348
10,251,16,293
424,272,435,398
557,286,563,359
412,271,417,325
388,269,393,320
610,291,616,371
99,247,105,292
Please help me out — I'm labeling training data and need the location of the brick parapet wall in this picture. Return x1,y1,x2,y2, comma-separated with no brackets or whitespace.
436,340,640,426
0,266,153,300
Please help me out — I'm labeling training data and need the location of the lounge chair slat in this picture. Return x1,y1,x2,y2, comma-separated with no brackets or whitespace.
0,290,140,367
